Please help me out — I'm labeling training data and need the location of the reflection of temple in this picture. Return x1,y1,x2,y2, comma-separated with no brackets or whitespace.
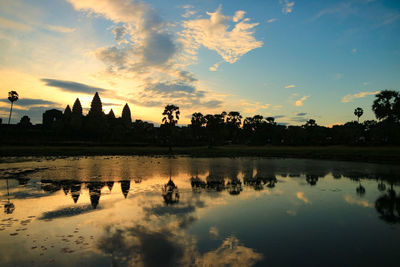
71,181,82,203
87,182,105,209
162,178,179,204
120,180,130,198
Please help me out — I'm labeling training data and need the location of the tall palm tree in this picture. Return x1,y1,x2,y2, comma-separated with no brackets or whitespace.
7,91,19,124
354,107,363,123
162,105,180,151
162,104,180,126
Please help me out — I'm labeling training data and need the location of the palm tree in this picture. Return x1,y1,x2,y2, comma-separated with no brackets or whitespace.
7,91,19,124
162,104,180,126
162,105,180,151
354,107,363,123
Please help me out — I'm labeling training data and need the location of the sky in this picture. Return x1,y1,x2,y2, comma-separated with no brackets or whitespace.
0,0,399,126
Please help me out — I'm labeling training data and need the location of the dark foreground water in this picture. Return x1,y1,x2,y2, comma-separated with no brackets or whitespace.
0,156,399,267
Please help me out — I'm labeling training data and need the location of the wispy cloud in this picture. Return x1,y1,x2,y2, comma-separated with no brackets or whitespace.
41,78,108,94
341,90,380,103
0,98,57,107
267,18,277,23
295,96,309,107
280,0,295,14
285,84,296,88
47,25,76,33
0,16,31,31
352,48,358,53
296,112,307,116
296,192,311,204
344,195,373,208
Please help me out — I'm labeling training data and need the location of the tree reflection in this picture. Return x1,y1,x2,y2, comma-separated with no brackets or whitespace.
356,182,366,196
375,184,400,224
162,178,180,205
4,178,15,214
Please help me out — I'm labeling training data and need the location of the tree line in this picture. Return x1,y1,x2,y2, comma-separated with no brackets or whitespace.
1,90,399,146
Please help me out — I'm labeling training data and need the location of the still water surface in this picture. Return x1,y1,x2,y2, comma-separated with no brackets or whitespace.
0,156,399,266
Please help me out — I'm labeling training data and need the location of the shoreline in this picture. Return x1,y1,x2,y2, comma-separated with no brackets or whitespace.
1,145,399,164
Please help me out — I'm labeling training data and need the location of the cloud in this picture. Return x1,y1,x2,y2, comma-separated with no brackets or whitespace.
295,96,309,107
335,73,343,80
296,112,307,116
285,84,296,88
112,25,127,42
273,115,286,119
312,2,356,21
196,236,263,266
41,78,108,93
209,62,221,71
0,16,32,31
181,6,263,64
0,98,57,107
46,25,76,33
291,116,308,122
209,226,219,238
267,18,277,23
272,105,283,110
341,90,380,103
68,0,226,111
352,48,358,53
233,10,246,22
280,0,295,14
344,195,373,208
296,191,311,204
145,82,195,94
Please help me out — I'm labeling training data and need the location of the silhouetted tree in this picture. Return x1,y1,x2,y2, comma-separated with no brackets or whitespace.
372,90,400,122
190,112,205,141
18,115,32,127
266,117,276,125
354,107,363,123
162,104,180,151
7,91,19,124
162,104,180,126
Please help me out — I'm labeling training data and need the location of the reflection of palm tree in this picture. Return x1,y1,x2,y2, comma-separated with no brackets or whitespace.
4,179,15,214
7,91,19,124
306,174,319,186
375,185,400,224
356,182,366,196
226,178,242,195
190,176,206,193
162,178,180,204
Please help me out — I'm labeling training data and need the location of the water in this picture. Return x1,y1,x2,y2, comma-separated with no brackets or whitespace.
0,156,399,266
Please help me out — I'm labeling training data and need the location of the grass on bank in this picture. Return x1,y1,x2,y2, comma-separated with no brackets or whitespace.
0,145,399,164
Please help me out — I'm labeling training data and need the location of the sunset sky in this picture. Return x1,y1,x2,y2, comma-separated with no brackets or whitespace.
0,0,399,125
